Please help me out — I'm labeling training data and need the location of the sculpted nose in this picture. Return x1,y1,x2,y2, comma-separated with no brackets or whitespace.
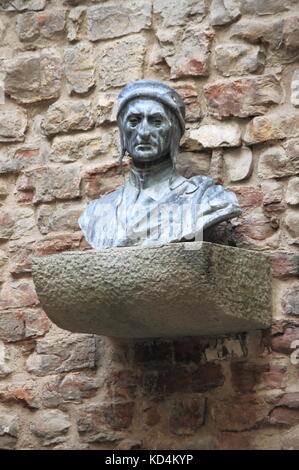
138,119,150,140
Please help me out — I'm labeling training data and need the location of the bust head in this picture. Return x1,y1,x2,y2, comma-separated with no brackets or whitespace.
117,80,185,168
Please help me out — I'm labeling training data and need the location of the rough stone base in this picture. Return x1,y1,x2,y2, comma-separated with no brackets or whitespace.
32,242,272,338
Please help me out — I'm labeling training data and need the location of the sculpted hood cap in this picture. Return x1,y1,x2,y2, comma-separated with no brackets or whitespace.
117,80,186,136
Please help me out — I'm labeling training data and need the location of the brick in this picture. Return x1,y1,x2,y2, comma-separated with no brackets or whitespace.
26,333,97,376
105,370,138,401
30,410,70,445
282,286,299,317
77,402,135,442
0,108,27,143
41,100,94,136
215,44,264,77
142,364,224,395
229,187,263,209
169,397,206,435
87,2,151,41
5,49,62,104
98,35,146,90
33,234,84,255
153,0,205,27
209,0,240,26
166,26,214,79
204,75,281,119
134,340,173,363
16,166,81,204
223,146,253,182
187,122,241,149
212,395,269,431
64,42,95,95
270,251,299,279
16,9,66,42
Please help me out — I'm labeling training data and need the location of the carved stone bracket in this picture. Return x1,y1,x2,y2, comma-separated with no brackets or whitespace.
32,242,272,338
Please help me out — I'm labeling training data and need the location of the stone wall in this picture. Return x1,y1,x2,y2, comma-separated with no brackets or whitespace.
0,0,298,450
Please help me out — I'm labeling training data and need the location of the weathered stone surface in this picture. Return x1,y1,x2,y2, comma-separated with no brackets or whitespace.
224,146,253,182
240,0,297,16
261,179,284,206
286,177,299,205
98,35,146,90
187,123,241,149
37,204,83,235
282,426,299,449
41,373,98,407
204,75,282,119
0,147,44,176
26,333,97,376
5,49,62,104
95,93,117,125
83,162,127,199
270,251,299,279
67,6,86,42
16,9,66,42
153,0,206,27
285,212,299,241
0,0,45,10
212,395,269,431
64,42,95,95
0,413,19,450
291,70,299,107
230,16,299,52
0,208,35,240
269,407,299,426
87,2,151,41
177,152,210,177
32,243,271,338
244,115,299,145
215,44,264,77
30,410,70,445
231,362,285,393
229,187,263,209
105,370,138,401
50,132,110,163
16,166,81,204
0,280,38,310
41,100,94,136
0,341,11,378
33,234,87,256
232,209,279,249
281,286,299,317
271,323,299,355
172,82,202,122
78,402,134,442
0,308,49,343
0,108,27,143
209,0,240,26
169,397,206,435
0,210,14,241
258,146,299,179
165,26,214,79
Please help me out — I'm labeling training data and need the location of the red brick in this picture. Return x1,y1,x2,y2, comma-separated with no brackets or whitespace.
33,234,83,255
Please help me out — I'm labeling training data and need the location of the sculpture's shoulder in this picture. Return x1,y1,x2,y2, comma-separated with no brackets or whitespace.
78,188,122,232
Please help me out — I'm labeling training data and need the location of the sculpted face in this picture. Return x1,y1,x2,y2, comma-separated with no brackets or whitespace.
122,98,173,164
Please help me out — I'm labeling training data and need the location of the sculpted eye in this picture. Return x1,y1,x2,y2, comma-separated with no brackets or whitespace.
128,117,139,127
153,118,162,127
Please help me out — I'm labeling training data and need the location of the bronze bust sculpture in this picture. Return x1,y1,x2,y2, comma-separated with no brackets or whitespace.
79,80,241,248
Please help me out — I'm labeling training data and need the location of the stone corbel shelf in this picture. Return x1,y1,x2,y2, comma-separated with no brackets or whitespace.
32,242,272,338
